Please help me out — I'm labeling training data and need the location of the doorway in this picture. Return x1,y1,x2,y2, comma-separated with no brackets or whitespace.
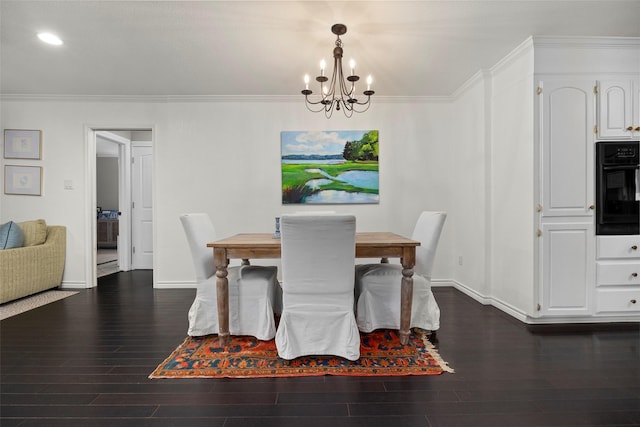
96,135,121,277
88,128,154,287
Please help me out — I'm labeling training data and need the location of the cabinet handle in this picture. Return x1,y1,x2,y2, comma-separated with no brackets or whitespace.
632,273,638,278
627,126,634,131
635,126,640,132
632,245,638,251
631,299,637,304
589,204,595,210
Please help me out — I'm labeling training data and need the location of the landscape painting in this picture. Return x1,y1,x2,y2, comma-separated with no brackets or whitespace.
281,130,379,204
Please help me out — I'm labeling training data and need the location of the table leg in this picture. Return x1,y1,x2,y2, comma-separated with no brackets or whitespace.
214,248,230,345
399,248,416,345
399,267,414,345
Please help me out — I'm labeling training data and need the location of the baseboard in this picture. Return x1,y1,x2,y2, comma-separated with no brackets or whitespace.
432,279,530,323
432,279,640,325
522,314,640,324
154,281,197,289
60,281,89,289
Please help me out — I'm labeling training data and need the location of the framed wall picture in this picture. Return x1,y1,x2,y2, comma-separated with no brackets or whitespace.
281,130,379,204
3,129,42,159
4,165,42,196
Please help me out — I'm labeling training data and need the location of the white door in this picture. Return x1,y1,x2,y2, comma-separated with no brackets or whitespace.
597,80,634,140
539,79,595,217
538,222,594,317
132,145,153,269
634,79,640,139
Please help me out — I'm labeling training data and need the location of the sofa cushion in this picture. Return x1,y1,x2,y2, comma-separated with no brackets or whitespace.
18,219,47,247
0,221,25,249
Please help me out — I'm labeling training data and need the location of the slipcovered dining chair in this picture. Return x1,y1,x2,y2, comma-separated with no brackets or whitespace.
355,211,447,335
180,213,279,340
275,214,360,361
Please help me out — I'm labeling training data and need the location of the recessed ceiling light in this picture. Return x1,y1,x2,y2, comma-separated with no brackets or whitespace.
37,32,63,46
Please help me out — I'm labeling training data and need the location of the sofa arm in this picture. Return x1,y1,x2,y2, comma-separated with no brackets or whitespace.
0,225,67,304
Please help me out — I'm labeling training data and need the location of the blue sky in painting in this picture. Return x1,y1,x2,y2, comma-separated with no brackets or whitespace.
281,130,370,156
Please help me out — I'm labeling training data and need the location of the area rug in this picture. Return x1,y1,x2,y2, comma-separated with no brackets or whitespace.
150,329,454,378
0,290,79,320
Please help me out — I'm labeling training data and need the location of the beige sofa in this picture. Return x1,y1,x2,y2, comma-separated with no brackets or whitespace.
0,223,67,304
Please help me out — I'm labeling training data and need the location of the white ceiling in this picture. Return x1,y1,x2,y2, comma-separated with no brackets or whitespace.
1,0,639,98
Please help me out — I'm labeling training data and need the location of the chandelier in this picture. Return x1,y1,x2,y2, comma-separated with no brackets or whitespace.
301,24,374,118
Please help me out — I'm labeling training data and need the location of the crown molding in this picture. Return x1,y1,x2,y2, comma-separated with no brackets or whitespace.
0,93,455,104
532,36,640,49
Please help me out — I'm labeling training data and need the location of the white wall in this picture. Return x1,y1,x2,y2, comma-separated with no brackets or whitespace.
0,97,456,288
489,40,536,315
448,73,488,296
5,37,634,321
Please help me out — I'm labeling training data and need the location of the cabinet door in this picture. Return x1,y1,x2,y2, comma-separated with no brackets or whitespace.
540,80,594,217
597,80,634,140
539,222,594,316
634,79,640,139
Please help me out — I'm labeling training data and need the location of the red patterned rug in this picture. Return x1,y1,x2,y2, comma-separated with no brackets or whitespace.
149,329,453,378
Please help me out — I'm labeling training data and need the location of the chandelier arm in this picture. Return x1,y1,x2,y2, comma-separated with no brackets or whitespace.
351,96,373,106
341,103,355,118
350,101,372,114
304,95,332,113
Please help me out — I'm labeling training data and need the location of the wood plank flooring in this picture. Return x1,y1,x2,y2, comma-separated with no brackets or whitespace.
1,270,639,426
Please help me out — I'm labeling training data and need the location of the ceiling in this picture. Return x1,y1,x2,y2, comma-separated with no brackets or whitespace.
1,0,639,98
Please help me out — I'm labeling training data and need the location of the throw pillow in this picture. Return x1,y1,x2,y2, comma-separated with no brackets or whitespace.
0,221,25,250
18,219,47,246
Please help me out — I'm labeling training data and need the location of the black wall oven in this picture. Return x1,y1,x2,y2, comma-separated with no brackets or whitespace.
596,141,640,235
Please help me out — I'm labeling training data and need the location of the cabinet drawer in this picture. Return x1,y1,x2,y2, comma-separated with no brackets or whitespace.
597,236,640,259
596,288,640,313
596,262,640,285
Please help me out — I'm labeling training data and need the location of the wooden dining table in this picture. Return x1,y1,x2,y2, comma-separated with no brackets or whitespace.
208,232,420,345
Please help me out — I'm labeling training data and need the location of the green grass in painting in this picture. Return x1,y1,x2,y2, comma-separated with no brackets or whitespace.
281,161,378,204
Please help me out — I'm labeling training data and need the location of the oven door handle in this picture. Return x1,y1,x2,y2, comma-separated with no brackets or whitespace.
602,165,640,170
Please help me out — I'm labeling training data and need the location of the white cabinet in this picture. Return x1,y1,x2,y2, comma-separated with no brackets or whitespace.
538,222,594,316
636,80,640,138
596,289,640,313
536,79,595,318
596,79,640,140
539,80,595,217
595,236,640,315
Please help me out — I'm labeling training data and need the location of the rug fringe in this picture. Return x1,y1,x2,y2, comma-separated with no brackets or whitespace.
421,335,455,373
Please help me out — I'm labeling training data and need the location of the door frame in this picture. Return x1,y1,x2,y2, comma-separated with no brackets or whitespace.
96,131,132,273
85,125,154,288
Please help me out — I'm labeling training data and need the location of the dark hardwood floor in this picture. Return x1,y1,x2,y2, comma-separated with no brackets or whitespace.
1,270,639,426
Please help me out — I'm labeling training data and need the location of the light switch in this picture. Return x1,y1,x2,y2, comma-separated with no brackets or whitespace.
64,180,73,190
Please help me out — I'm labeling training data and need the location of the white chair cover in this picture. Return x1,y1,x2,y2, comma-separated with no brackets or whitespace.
180,213,279,340
355,211,447,333
275,214,360,360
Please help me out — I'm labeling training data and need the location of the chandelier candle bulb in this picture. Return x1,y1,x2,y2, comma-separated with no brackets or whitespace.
350,59,355,75
367,75,372,91
304,74,309,90
320,59,326,76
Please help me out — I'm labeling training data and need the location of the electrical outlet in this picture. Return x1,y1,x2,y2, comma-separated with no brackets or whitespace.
64,180,73,190
458,256,463,266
